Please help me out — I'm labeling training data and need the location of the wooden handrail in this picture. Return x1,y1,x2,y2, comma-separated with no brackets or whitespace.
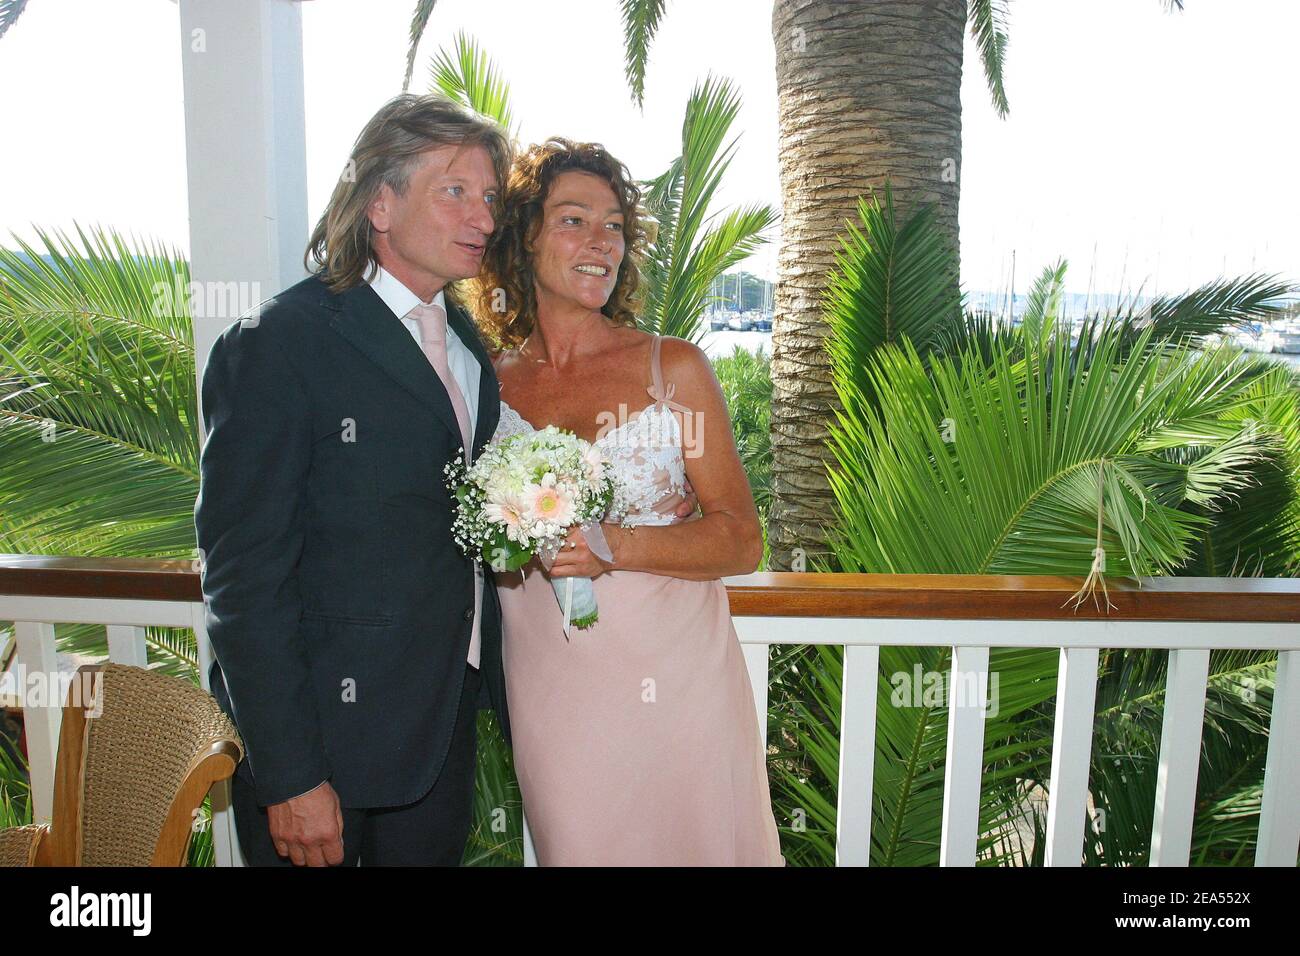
2,554,1300,622
0,554,201,603
723,572,1300,622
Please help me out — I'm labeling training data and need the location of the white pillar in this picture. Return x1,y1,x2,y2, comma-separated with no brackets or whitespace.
178,0,310,866
178,0,309,411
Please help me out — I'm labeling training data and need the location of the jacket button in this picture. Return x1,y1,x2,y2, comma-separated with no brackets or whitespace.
463,607,474,621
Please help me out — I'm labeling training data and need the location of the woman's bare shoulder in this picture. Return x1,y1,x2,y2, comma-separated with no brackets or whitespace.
655,335,713,385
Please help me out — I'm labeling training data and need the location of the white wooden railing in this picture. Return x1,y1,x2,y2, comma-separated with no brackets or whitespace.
2,557,1297,867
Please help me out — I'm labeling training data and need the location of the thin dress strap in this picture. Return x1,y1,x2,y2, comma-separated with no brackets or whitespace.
646,334,689,412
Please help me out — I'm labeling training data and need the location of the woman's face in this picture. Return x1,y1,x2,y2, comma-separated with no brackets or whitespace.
529,170,626,313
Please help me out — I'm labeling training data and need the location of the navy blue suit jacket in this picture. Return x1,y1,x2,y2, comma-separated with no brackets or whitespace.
194,272,509,808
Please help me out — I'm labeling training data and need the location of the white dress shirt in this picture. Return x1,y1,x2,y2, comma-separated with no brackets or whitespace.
367,266,481,429
368,266,485,669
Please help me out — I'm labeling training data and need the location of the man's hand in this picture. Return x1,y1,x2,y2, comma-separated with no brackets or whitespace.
267,780,345,866
672,477,700,521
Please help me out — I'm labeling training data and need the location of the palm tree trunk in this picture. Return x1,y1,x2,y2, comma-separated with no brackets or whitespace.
767,0,966,570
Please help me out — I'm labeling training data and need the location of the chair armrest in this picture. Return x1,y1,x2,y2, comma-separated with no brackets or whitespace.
0,823,48,867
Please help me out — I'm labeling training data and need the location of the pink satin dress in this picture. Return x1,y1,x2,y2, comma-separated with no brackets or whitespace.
490,335,785,866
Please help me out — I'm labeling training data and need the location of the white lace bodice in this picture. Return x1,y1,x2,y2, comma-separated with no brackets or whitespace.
491,336,690,527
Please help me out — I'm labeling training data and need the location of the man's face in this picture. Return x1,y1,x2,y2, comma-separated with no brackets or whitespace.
367,143,499,299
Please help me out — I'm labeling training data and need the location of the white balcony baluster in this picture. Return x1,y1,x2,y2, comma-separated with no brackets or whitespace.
106,625,148,668
13,621,59,826
1044,645,1100,866
939,644,990,866
1150,648,1211,866
835,643,879,867
1257,649,1300,866
742,643,770,750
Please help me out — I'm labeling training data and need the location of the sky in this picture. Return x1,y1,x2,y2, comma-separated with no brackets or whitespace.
1,0,1296,301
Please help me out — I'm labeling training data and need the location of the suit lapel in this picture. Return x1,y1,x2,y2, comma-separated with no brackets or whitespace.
326,282,464,443
325,282,500,462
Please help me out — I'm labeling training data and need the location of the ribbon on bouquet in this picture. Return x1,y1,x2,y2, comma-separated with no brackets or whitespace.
537,519,615,639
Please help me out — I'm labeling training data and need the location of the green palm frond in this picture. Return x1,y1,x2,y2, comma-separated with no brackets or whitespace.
1021,256,1068,349
638,159,683,328
1180,362,1300,575
933,308,1020,368
641,154,683,216
0,0,27,42
427,31,517,137
1123,273,1294,348
1,224,193,344
461,714,523,866
675,75,743,238
0,740,31,829
827,323,1281,581
667,205,776,329
767,643,845,864
967,0,1011,119
824,185,964,412
402,0,440,92
639,75,777,340
620,0,667,109
0,225,199,559
712,346,772,513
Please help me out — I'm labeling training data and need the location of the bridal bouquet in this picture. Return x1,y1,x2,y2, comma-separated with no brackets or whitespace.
445,425,617,636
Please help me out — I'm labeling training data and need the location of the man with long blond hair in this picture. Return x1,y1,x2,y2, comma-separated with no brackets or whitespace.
195,94,512,866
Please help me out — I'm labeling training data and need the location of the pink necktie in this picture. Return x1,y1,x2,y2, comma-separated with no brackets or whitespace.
409,301,481,669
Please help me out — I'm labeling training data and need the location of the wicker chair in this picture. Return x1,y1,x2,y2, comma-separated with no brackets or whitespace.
0,662,242,866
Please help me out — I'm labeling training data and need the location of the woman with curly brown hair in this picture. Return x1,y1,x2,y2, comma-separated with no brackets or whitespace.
470,138,784,866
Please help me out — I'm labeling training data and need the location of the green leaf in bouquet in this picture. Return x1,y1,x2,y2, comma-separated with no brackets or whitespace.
485,528,532,572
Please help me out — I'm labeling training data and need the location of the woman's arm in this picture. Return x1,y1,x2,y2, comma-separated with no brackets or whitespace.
549,338,762,582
